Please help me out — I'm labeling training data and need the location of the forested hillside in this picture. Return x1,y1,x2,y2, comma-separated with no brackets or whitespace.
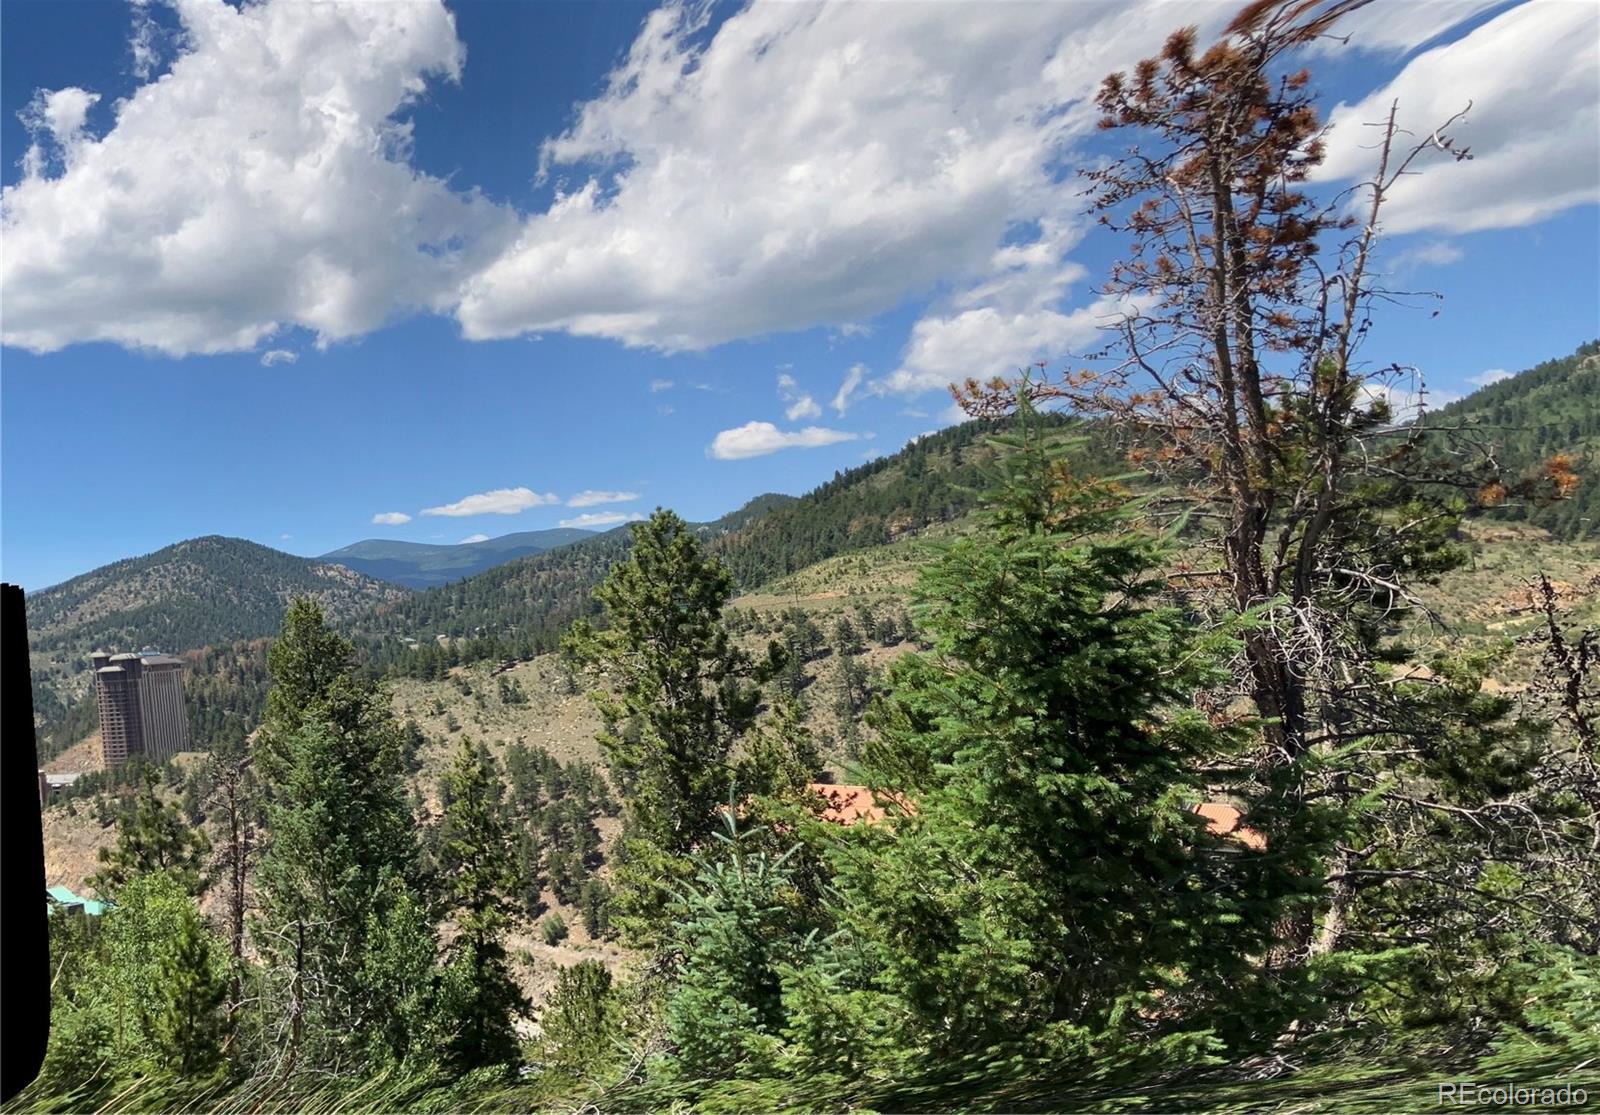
349,495,794,674
349,417,1108,675
709,415,1119,583
1427,340,1600,538
25,536,404,757
353,525,637,675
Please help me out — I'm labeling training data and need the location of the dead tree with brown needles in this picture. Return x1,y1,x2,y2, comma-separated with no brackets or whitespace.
955,0,1586,975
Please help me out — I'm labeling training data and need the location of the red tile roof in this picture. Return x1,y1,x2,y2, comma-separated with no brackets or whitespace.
807,783,897,825
806,785,1265,852
1191,802,1268,851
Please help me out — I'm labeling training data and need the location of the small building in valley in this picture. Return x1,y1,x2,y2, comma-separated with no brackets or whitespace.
46,885,112,919
37,771,85,806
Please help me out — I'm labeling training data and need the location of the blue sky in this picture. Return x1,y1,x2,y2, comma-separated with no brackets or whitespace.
2,0,1596,591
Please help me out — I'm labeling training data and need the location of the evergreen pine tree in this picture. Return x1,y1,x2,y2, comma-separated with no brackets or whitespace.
252,598,428,1069
359,875,442,1066
89,765,210,899
45,873,229,1093
832,615,864,657
538,960,617,1080
661,814,815,1082
256,598,356,784
154,905,229,1077
564,509,779,938
739,691,821,798
435,736,530,1070
835,403,1288,1055
579,879,612,939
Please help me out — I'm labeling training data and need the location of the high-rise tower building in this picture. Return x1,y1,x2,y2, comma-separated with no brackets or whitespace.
91,650,191,767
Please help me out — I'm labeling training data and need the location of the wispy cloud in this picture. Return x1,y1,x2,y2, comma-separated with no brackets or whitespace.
420,487,560,517
1316,2,1600,234
832,363,866,416
559,510,645,529
260,349,298,367
459,533,490,543
1390,240,1464,272
567,490,640,508
777,373,822,421
372,511,411,526
1470,367,1513,387
708,421,857,460
649,378,674,392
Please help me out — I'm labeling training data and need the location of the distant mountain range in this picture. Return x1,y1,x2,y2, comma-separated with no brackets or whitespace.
319,528,598,589
22,340,1599,758
348,417,1098,668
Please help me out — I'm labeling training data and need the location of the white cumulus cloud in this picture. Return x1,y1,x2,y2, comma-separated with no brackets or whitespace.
560,510,645,529
1,0,513,356
259,349,297,367
566,490,640,507
455,1,1217,352
882,287,1138,396
708,421,857,460
1470,367,1514,387
1,0,1240,377
17,87,100,179
372,511,412,526
421,487,560,517
1316,0,1600,234
458,533,490,544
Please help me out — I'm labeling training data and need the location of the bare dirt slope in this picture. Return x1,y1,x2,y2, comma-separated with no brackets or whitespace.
42,731,104,774
42,805,117,893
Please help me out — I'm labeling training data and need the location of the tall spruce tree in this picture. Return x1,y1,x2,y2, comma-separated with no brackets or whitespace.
834,403,1290,1055
256,598,359,785
252,598,430,1070
565,509,779,938
435,736,529,1070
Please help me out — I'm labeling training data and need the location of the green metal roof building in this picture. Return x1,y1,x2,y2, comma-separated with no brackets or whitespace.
46,885,112,918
